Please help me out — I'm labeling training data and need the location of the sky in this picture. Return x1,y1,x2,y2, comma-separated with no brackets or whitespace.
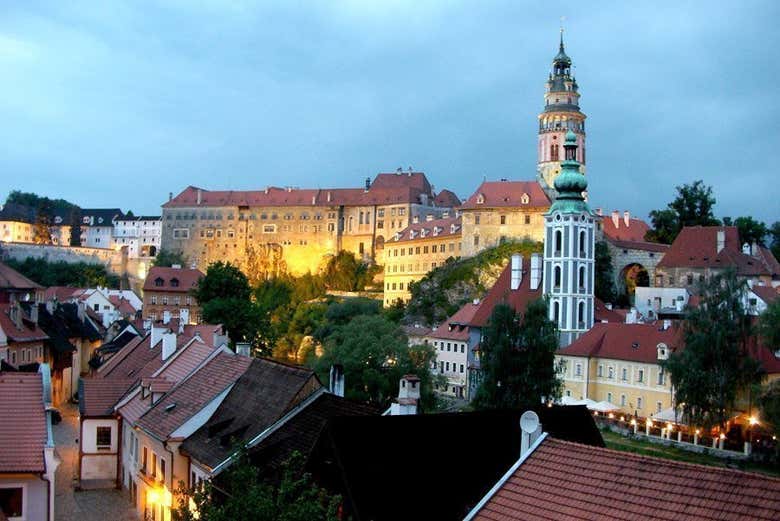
1,1,778,223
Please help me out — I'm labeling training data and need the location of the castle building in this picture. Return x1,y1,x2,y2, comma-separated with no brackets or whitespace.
537,31,586,197
160,172,457,277
543,130,595,347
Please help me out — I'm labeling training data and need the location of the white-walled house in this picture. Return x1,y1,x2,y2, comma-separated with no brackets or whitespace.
112,216,162,259
633,287,689,320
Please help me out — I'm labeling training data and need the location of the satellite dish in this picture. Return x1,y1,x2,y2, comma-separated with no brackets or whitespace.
520,411,540,434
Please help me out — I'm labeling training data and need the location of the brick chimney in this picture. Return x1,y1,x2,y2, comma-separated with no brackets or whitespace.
196,189,202,205
611,211,620,229
623,211,630,227
717,230,726,253
530,253,542,290
162,332,176,361
510,254,523,291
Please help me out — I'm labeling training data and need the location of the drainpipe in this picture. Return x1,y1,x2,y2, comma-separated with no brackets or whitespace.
584,357,590,400
38,473,51,521
115,416,123,489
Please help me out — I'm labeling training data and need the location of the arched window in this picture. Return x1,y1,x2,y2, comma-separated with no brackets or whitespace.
579,266,586,290
554,230,562,254
550,144,559,161
553,301,560,322
579,230,587,256
578,301,585,326
554,266,562,289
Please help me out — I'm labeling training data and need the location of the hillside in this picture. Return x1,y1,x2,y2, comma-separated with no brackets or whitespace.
403,239,543,326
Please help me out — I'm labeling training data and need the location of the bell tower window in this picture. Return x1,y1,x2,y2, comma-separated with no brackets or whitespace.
550,144,559,161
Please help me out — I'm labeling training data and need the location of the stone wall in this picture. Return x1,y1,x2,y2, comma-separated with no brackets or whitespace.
605,241,664,294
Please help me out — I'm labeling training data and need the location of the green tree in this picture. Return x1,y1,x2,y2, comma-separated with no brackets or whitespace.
194,262,256,347
645,180,720,244
153,249,188,268
663,270,764,430
33,201,53,244
314,314,442,410
172,450,340,521
473,299,562,410
759,299,780,351
733,216,768,247
769,221,780,260
69,207,82,247
759,380,780,438
322,251,380,291
594,241,616,303
5,258,119,288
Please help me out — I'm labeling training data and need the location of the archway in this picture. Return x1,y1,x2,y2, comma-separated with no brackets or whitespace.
619,263,649,305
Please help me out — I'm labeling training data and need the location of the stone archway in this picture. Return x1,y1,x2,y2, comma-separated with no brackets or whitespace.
619,263,649,304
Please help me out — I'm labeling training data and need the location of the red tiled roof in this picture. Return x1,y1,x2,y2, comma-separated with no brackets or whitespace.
467,262,544,328
558,322,682,364
108,295,136,315
609,239,669,253
181,323,225,347
459,180,550,210
389,216,461,244
594,298,624,323
0,304,48,343
43,286,85,302
657,226,780,276
79,377,135,417
97,335,156,379
143,266,203,293
135,352,252,441
0,261,43,291
429,302,480,341
434,189,461,207
600,211,650,242
0,372,46,472
473,437,780,521
752,285,780,305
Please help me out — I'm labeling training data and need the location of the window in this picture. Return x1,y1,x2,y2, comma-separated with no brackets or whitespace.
473,235,479,247
550,143,559,161
151,453,157,478
96,426,111,449
607,392,612,403
474,214,480,225
554,230,562,254
687,274,694,285
637,369,644,383
621,368,627,381
142,447,148,473
637,397,643,409
575,363,582,377
160,458,166,483
597,365,603,377
620,394,626,406
657,369,665,386
500,215,506,225
524,215,531,225
460,364,464,373
170,278,179,288
657,401,663,413
608,366,614,380
553,266,562,288
0,486,24,518
263,224,276,234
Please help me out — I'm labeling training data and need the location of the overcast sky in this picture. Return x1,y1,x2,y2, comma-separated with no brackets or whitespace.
1,1,778,223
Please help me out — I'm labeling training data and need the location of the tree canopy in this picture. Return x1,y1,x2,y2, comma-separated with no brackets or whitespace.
473,299,562,410
194,262,257,347
594,240,616,304
663,270,764,430
153,249,189,268
5,257,120,288
321,251,380,291
646,180,719,244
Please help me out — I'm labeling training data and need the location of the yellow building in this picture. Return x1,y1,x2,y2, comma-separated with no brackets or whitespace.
556,322,680,417
382,215,462,306
161,172,460,278
459,180,550,258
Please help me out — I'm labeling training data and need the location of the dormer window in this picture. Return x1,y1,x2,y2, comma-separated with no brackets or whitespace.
476,193,485,205
170,278,179,288
521,193,530,205
657,343,669,361
409,230,417,239
154,277,164,287
420,229,428,238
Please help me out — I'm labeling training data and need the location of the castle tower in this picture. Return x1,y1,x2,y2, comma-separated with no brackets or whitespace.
543,130,595,347
537,30,586,196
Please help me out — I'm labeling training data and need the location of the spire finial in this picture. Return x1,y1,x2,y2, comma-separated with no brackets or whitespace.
559,17,565,50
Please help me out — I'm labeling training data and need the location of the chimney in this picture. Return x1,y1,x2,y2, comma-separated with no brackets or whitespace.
623,211,630,227
520,410,542,457
510,254,523,290
179,308,189,328
611,210,620,229
530,253,542,290
30,303,39,324
168,192,173,202
45,299,55,315
162,332,176,361
150,326,166,349
389,375,420,415
77,301,85,322
751,242,758,256
163,310,171,325
595,208,603,216
311,195,316,205
365,177,371,191
675,299,684,312
329,364,345,397
327,191,332,202
662,319,672,331
235,342,251,357
426,214,434,222
626,308,637,324
412,215,419,224
196,189,202,205
716,230,726,253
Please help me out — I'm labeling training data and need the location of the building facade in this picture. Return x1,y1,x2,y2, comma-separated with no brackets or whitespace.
142,266,203,324
113,216,162,258
543,131,595,347
160,172,457,277
382,215,462,306
78,209,125,249
537,30,586,196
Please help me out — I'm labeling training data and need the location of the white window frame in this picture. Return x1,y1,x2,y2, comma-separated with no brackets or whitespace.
0,482,27,521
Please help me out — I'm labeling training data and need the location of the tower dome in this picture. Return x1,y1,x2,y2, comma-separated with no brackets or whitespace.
550,130,590,214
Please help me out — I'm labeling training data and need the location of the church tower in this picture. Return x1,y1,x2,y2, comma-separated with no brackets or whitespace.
543,130,594,347
537,30,586,196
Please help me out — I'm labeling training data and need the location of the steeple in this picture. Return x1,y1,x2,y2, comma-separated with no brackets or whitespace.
537,30,587,197
550,130,589,214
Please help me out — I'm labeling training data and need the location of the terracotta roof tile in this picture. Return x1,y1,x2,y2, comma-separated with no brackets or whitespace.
388,216,461,244
467,261,544,328
600,212,651,242
79,377,135,417
0,372,47,472
135,352,251,441
460,180,550,210
558,322,681,364
594,298,624,323
143,266,203,293
434,189,461,207
0,261,43,290
752,285,780,305
0,303,48,343
473,437,780,520
97,335,159,380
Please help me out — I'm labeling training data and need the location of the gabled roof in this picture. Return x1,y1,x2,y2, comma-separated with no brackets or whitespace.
0,372,47,473
609,238,669,253
466,261,543,328
36,302,101,354
0,261,43,291
143,266,203,293
433,189,461,208
79,377,135,417
459,180,550,210
600,211,650,242
108,295,137,315
752,285,780,305
428,303,478,341
43,286,85,302
0,303,48,343
308,406,602,521
135,351,251,441
594,298,625,323
96,335,159,381
181,358,322,470
657,226,780,277
0,202,37,224
470,437,780,521
558,322,682,364
388,216,461,244
79,208,124,225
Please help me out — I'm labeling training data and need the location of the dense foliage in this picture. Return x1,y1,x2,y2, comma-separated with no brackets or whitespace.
594,240,616,304
663,271,764,430
646,180,719,244
193,262,258,347
405,240,542,326
5,257,120,288
473,299,562,410
322,251,380,291
152,249,189,268
172,451,341,521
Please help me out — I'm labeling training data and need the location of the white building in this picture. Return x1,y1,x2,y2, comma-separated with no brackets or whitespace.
79,209,124,249
634,287,689,321
113,216,162,258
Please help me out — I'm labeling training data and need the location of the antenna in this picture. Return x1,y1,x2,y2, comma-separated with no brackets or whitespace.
520,410,540,434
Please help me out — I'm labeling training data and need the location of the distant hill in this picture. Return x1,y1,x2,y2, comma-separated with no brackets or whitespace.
404,239,543,326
